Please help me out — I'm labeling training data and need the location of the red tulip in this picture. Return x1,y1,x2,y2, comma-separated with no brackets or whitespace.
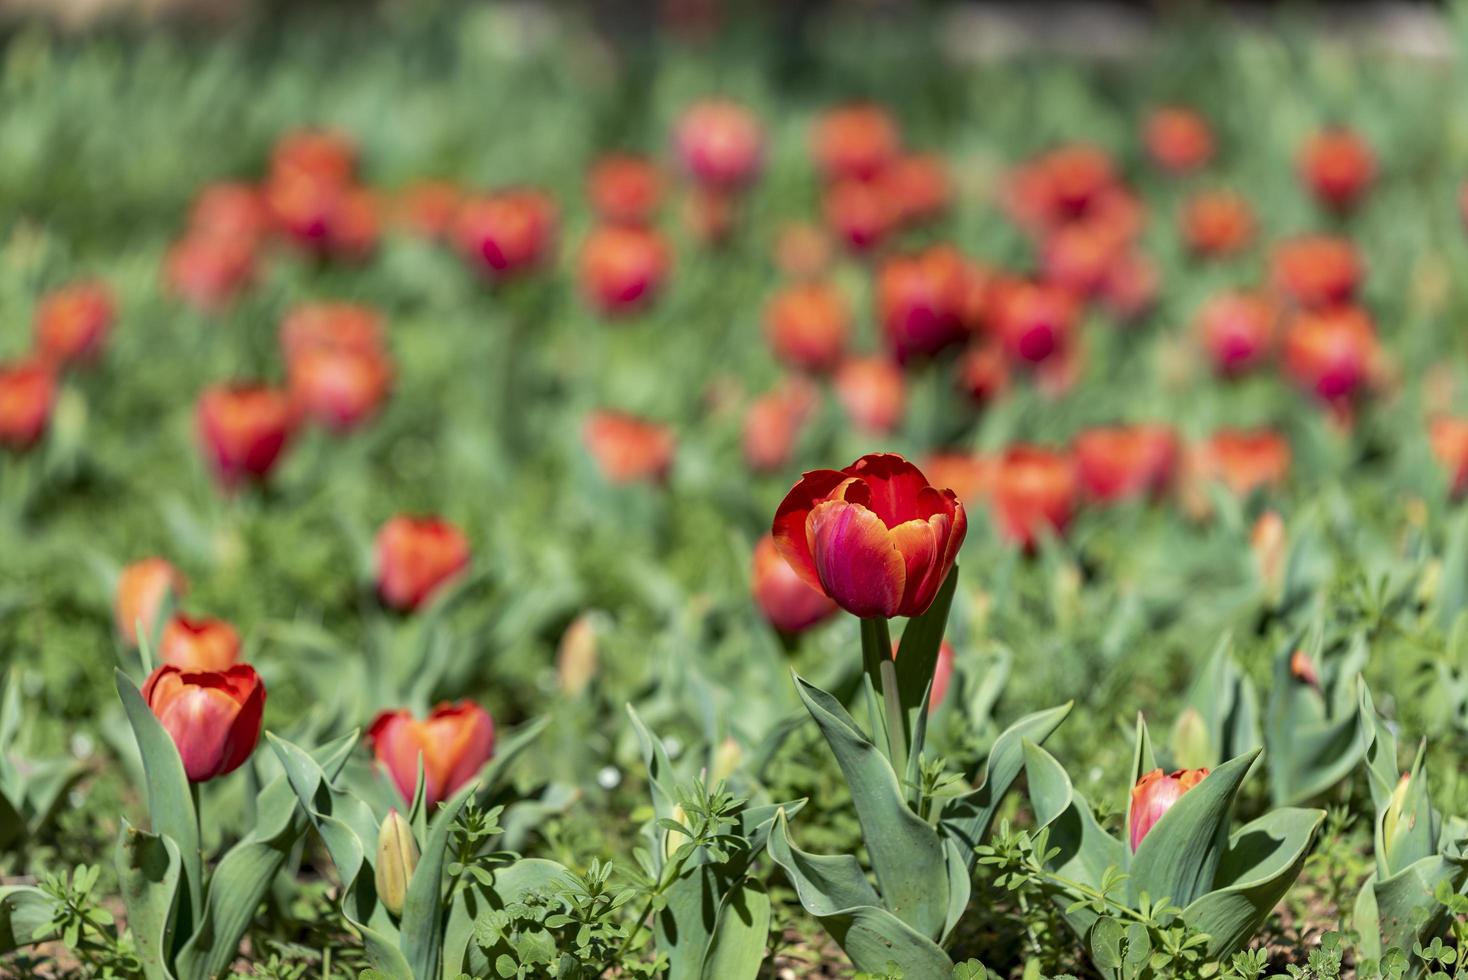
269,129,357,188
188,182,271,249
0,361,55,452
288,346,392,433
1271,236,1362,310
1196,429,1291,497
280,302,385,362
823,178,895,253
578,225,671,315
369,702,494,807
1282,305,1381,403
1074,425,1178,504
582,411,675,484
991,446,1078,549
772,453,967,620
743,381,816,474
586,154,663,225
395,180,462,240
957,343,1010,407
1130,768,1208,851
164,233,256,312
1144,107,1214,174
1430,416,1468,498
922,453,996,511
675,100,764,189
34,281,114,368
264,130,358,252
1197,291,1276,377
764,281,850,373
115,558,188,646
834,356,905,435
810,104,902,182
751,534,838,634
1180,190,1255,258
326,187,381,263
195,384,297,490
1299,128,1376,212
374,516,471,612
142,664,265,783
454,189,558,278
878,245,969,363
995,280,1077,366
1006,144,1119,232
881,153,952,226
772,222,833,280
159,615,241,672
1042,220,1129,298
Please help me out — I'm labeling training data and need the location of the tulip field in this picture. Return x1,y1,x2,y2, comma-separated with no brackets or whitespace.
6,3,1468,977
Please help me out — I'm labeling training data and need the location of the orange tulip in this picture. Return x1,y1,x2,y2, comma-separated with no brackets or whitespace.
881,153,952,226
1299,128,1376,212
187,181,271,249
834,356,905,435
0,360,55,452
374,516,471,613
743,381,816,474
159,615,242,672
578,225,671,315
1130,768,1208,851
1074,425,1178,504
1144,106,1214,174
369,702,495,807
287,345,393,433
991,446,1078,549
582,411,675,484
586,154,663,225
115,558,188,646
764,281,849,374
810,104,902,182
1271,235,1362,310
750,534,838,634
922,453,996,511
1429,417,1468,498
1180,190,1255,258
34,281,114,368
1196,429,1291,497
280,302,385,363
164,233,256,312
142,664,265,783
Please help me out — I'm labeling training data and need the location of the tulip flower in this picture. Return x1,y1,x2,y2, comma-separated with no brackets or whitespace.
1180,190,1255,258
578,225,671,315
743,381,816,474
823,178,895,253
270,129,357,188
833,356,905,435
394,180,462,240
582,410,676,484
159,615,241,672
771,453,967,620
368,701,495,807
287,345,393,432
115,558,188,646
374,516,471,613
751,533,838,634
1299,128,1376,212
1271,235,1362,310
1429,416,1468,498
995,280,1077,366
556,612,601,698
810,104,902,182
453,188,558,278
195,384,297,490
991,446,1078,550
881,153,952,226
34,281,114,368
279,302,385,363
263,129,363,255
1040,221,1128,298
1130,767,1209,851
1197,291,1276,377
163,233,257,313
586,154,663,226
1143,106,1214,174
878,245,970,363
674,100,765,189
374,809,419,917
772,222,833,280
0,360,56,452
1282,305,1381,403
1012,143,1119,231
187,181,271,249
1101,250,1159,322
1289,649,1319,688
1073,424,1178,504
1196,429,1291,497
921,453,995,511
764,281,850,374
957,343,1010,407
142,664,265,783
1251,511,1287,600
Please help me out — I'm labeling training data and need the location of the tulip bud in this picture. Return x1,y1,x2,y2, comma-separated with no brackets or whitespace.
1129,767,1208,851
1180,191,1254,259
1144,106,1214,174
164,233,256,313
957,343,1010,407
188,181,270,248
1282,305,1380,404
1251,511,1287,602
675,100,765,190
1197,291,1276,378
1382,772,1414,861
369,702,495,807
195,384,297,491
582,411,676,485
0,360,56,453
664,803,690,861
991,446,1078,550
1073,424,1178,505
764,281,849,374
881,153,951,227
453,188,558,279
878,245,969,364
584,154,661,227
710,737,742,785
810,104,901,183
1430,417,1468,499
114,558,188,647
742,380,815,475
1289,649,1319,689
557,612,601,698
833,356,905,435
1298,128,1376,213
374,516,471,613
751,534,837,634
375,809,419,917
142,664,265,783
1171,708,1213,771
995,281,1076,367
822,178,895,253
34,281,114,369
578,225,671,316
160,615,241,672
1271,235,1362,311
287,345,393,433
1197,429,1292,498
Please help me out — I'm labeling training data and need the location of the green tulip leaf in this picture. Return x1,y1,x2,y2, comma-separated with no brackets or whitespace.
894,565,959,739
941,836,971,942
453,859,580,977
1438,508,1468,632
1022,738,1074,830
0,884,55,952
1022,743,1123,892
698,878,771,980
1355,852,1468,961
1121,714,1156,859
117,820,182,980
400,777,478,980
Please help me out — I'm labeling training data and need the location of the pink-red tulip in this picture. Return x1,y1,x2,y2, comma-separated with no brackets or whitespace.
881,153,952,226
764,281,849,374
743,381,816,474
751,534,838,634
991,446,1078,550
823,178,895,253
159,615,242,672
1074,425,1178,504
1282,305,1381,403
834,356,905,435
115,558,188,646
957,343,1010,407
188,181,271,249
1130,768,1208,851
0,361,55,452
164,233,257,312
1198,291,1276,377
142,664,265,783
369,702,495,807
1144,107,1214,174
578,225,671,315
280,302,386,362
582,411,676,484
995,280,1077,366
878,245,969,363
675,100,765,189
195,385,297,490
1271,236,1362,310
810,104,902,183
454,189,558,278
288,345,393,432
586,154,663,225
34,281,114,368
772,453,967,620
375,516,471,612
1299,128,1376,212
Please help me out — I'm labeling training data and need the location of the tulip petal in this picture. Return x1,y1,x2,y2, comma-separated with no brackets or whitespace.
808,500,905,619
772,468,848,591
847,453,933,526
890,513,948,616
155,686,242,782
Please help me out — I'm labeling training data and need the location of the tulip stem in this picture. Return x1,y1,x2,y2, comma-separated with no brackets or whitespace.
861,618,906,767
879,657,907,770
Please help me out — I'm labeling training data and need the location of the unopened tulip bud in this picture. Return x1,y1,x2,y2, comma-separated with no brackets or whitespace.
375,809,419,917
1382,772,1414,857
665,803,689,861
1252,511,1287,602
1130,767,1208,851
1171,708,1213,771
710,737,742,784
557,613,601,698
1289,649,1319,689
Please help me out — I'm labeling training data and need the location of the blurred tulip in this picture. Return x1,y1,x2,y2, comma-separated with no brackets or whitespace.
1282,305,1380,403
1251,511,1287,601
0,360,56,452
834,356,905,435
1180,190,1255,258
995,280,1077,366
772,222,832,280
188,181,270,249
1271,235,1362,310
34,281,114,368
324,187,380,262
556,612,601,698
956,343,1010,407
991,446,1078,550
1101,250,1159,322
164,233,256,312
1129,767,1208,851
142,664,265,783
878,245,969,362
369,701,495,807
288,345,392,433
743,380,816,474
374,516,471,612
922,452,995,511
1429,417,1468,498
195,384,296,490
1144,106,1214,174
269,129,357,188
1289,649,1319,688
675,99,764,189
772,453,967,620
115,558,188,646
586,154,663,225
881,153,951,226
264,131,374,258
1299,128,1376,212
454,189,558,278
582,410,675,484
681,186,737,246
280,302,385,362
159,615,241,672
823,178,895,253
1041,220,1126,298
395,180,462,240
1074,424,1178,504
751,533,838,634
578,225,671,315
764,281,849,373
1197,429,1291,497
1197,291,1276,377
374,809,419,917
810,104,902,182
1013,143,1119,230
